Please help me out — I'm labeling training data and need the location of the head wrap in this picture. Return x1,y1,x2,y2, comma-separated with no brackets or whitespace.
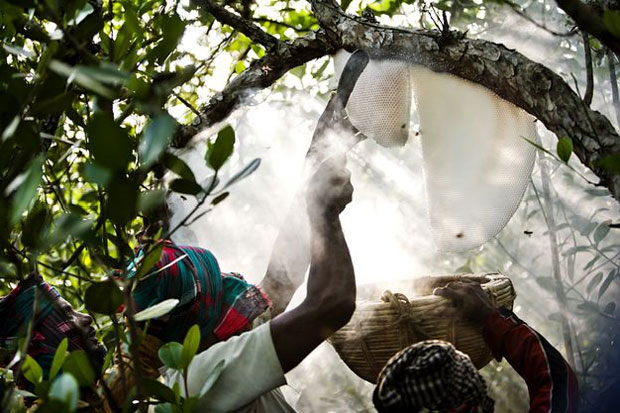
128,241,270,344
373,340,494,413
0,276,94,380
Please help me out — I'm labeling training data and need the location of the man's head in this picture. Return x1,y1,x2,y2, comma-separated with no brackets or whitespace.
128,241,270,348
0,276,107,379
373,340,494,413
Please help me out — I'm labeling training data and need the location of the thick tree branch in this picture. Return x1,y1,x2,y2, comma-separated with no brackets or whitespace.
193,0,280,49
174,0,620,202
553,0,620,56
309,0,620,202
172,30,337,147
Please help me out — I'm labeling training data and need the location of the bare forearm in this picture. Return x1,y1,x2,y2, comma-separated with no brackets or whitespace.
305,216,355,315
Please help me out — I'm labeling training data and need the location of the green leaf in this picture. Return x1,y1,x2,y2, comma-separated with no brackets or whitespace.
9,156,43,224
158,342,184,370
67,3,94,26
599,270,617,299
50,213,94,245
562,245,590,256
154,403,174,413
595,153,620,174
604,301,616,314
534,277,556,293
134,299,179,322
140,113,176,166
206,125,235,171
577,301,600,314
170,178,202,195
604,10,620,38
587,272,603,294
211,192,229,205
162,153,196,182
49,338,68,381
593,221,611,244
142,378,176,403
146,14,185,64
113,22,134,62
137,189,166,213
84,280,123,315
49,61,116,99
107,175,138,225
583,254,600,271
87,112,133,171
3,43,35,58
21,355,43,385
584,188,609,197
556,137,573,163
220,158,261,190
83,160,112,186
75,65,130,85
62,351,95,387
21,205,49,249
48,374,79,412
135,242,164,279
181,325,200,369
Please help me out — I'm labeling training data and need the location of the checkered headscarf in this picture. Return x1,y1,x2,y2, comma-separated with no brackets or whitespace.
373,340,494,413
128,241,271,344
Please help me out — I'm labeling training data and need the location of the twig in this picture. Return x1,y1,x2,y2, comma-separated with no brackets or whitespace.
510,6,577,37
172,91,203,120
194,0,280,49
252,16,312,32
582,31,594,106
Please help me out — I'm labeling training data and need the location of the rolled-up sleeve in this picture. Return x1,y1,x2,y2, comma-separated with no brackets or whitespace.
164,322,287,412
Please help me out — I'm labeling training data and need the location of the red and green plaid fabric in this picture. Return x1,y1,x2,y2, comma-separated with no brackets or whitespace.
0,276,93,380
128,241,271,344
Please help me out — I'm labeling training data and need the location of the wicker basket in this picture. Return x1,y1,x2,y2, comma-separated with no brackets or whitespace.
329,273,516,383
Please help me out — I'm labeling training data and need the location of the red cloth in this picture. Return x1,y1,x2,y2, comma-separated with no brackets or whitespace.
483,308,579,413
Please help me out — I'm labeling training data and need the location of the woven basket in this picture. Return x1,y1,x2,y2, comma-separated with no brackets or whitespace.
329,273,516,383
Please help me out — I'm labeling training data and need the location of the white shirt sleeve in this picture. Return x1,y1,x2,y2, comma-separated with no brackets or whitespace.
163,322,288,412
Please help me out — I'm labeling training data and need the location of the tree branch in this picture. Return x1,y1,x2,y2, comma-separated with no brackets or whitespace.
192,0,280,49
175,0,620,203
309,0,620,202
172,30,337,147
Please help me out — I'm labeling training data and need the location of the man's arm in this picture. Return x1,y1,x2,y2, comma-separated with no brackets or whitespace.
483,308,579,413
270,155,356,373
259,52,369,317
435,281,579,413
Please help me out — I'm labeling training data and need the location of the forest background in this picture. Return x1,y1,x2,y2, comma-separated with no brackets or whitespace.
1,0,620,411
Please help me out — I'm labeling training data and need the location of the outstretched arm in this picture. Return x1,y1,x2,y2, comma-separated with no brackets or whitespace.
270,156,356,373
259,51,368,316
435,281,579,413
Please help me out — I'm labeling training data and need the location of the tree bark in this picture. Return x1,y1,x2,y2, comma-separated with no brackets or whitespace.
178,0,620,203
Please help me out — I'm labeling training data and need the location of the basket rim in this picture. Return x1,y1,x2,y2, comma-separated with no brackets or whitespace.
354,272,512,305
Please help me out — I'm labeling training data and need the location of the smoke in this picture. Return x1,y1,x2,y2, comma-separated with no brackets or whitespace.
168,41,620,413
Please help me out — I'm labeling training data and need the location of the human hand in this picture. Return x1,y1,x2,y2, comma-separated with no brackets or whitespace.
433,279,496,326
306,154,353,221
